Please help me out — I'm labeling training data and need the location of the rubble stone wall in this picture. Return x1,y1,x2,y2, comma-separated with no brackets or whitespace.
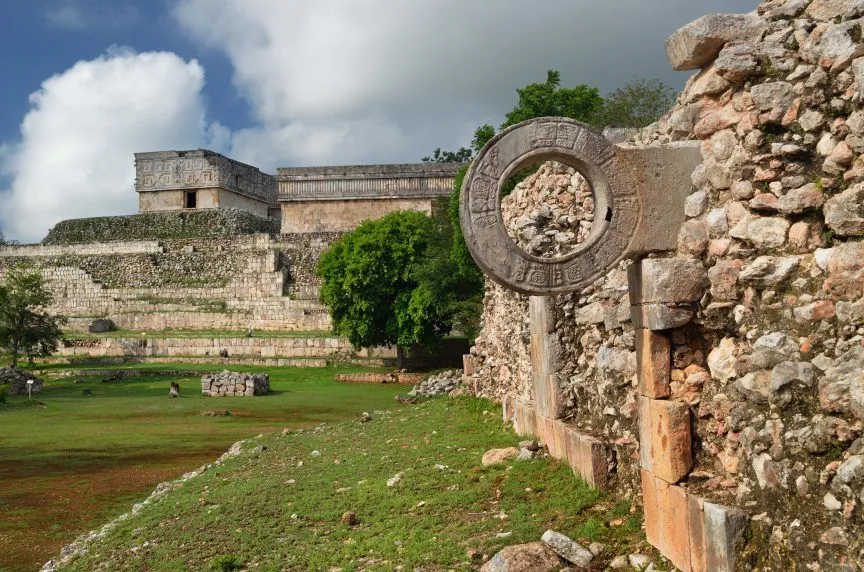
467,1,864,568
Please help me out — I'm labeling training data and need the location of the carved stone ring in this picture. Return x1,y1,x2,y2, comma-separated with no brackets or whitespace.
460,117,702,296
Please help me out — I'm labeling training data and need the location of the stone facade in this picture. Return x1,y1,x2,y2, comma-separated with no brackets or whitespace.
278,163,461,233
135,150,277,217
466,2,864,569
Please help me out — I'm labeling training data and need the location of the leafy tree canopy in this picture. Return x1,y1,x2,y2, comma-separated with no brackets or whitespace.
318,211,450,357
593,77,676,129
0,266,66,368
502,70,603,129
422,147,472,164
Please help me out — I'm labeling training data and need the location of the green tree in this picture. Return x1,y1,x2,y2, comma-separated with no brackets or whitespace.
422,147,472,163
0,266,66,368
594,78,676,128
502,70,603,129
318,211,450,368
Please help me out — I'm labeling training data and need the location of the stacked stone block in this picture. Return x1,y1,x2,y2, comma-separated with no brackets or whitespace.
629,259,747,572
201,371,269,397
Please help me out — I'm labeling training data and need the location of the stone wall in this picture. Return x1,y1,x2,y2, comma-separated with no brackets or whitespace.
42,209,279,244
280,198,436,233
0,233,338,332
466,2,864,569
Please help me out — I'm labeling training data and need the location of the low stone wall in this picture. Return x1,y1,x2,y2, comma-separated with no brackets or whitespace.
335,372,424,384
201,371,269,396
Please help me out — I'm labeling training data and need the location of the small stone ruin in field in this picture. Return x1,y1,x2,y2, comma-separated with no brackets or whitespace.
201,370,269,397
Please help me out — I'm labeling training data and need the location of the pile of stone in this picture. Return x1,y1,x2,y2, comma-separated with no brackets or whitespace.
501,161,594,258
408,369,462,397
201,370,269,397
1,367,44,396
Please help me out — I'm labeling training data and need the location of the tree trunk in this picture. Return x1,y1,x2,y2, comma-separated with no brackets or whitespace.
396,346,406,371
9,340,19,369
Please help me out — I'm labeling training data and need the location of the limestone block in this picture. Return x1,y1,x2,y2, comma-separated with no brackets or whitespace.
640,397,693,483
630,303,695,331
687,496,750,572
665,13,765,71
627,258,708,306
564,426,609,490
636,329,671,398
513,400,538,437
652,399,693,484
656,477,692,572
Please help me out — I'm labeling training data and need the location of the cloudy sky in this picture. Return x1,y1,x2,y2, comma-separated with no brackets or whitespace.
0,0,755,242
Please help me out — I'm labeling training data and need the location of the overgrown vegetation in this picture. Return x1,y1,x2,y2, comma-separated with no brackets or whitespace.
54,396,647,571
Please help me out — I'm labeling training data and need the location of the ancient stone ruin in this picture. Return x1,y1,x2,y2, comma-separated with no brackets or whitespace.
462,2,864,570
201,370,269,397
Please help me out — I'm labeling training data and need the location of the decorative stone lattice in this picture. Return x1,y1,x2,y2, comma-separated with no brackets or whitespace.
201,370,269,397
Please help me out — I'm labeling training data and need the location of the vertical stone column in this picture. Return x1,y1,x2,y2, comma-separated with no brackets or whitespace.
629,259,747,572
528,296,565,420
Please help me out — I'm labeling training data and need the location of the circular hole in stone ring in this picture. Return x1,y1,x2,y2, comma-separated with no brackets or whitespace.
460,117,639,295
501,158,601,260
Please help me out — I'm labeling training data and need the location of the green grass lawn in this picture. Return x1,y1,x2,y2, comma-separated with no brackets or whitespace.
53,398,648,572
0,365,409,572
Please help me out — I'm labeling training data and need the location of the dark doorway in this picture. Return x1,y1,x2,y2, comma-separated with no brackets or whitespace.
184,190,197,209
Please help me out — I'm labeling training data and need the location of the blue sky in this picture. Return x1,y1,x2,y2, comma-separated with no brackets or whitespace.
0,0,756,242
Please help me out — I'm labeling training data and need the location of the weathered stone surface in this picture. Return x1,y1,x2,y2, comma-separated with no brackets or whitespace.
736,370,772,404
771,361,814,393
482,542,561,572
738,255,799,288
751,81,795,112
793,300,836,321
641,398,693,483
751,332,800,369
513,400,538,437
823,241,864,300
666,13,765,71
715,42,760,83
708,338,739,383
728,216,790,248
481,447,518,467
628,258,708,305
631,303,696,331
806,17,864,70
540,530,593,568
708,260,741,300
824,185,864,236
777,184,824,214
654,478,692,571
636,329,671,398
700,501,749,572
819,345,864,419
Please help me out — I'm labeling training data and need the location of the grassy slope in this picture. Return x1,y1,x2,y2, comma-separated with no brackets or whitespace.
58,397,647,571
0,366,406,572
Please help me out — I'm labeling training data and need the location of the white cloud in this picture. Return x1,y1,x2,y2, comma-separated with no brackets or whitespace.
173,0,755,168
0,49,214,243
45,1,140,30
